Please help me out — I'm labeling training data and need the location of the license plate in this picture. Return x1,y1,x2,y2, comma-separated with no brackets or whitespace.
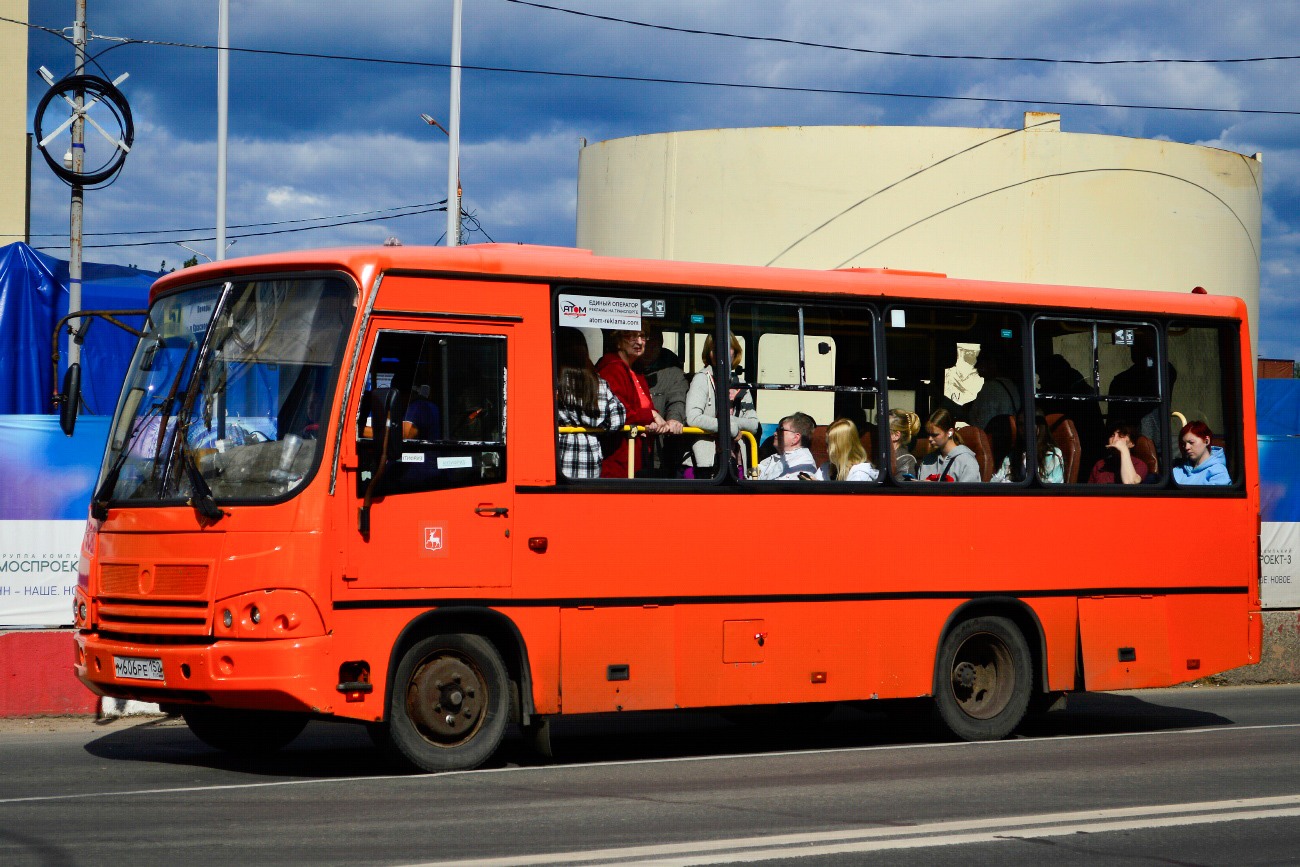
114,656,164,681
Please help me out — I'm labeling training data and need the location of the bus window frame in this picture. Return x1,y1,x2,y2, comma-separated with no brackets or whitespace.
549,282,723,486
1164,316,1247,493
881,301,1031,488
726,294,882,485
1032,313,1169,488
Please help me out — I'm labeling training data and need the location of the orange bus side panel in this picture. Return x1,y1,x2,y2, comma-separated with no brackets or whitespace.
1165,594,1253,680
1025,597,1079,692
1079,597,1173,690
559,607,675,713
1080,594,1252,692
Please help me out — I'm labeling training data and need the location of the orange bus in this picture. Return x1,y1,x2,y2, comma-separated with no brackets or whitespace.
67,244,1260,771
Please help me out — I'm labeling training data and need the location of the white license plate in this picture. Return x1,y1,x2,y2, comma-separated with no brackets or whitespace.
114,656,164,681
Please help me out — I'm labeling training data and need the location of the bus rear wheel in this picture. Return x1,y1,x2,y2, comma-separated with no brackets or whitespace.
934,616,1031,741
181,707,308,755
386,633,509,772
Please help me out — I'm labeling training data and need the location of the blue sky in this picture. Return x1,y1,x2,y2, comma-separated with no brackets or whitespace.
15,1,1300,358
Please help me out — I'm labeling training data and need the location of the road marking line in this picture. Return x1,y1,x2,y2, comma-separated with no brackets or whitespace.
0,722,1296,805
414,797,1300,866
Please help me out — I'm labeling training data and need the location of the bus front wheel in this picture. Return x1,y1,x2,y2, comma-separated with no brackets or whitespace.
934,616,1031,741
181,707,308,755
386,633,509,772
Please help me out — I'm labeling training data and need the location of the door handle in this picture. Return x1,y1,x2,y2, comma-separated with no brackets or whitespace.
475,504,509,517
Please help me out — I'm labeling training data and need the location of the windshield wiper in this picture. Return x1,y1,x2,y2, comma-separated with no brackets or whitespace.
181,446,224,524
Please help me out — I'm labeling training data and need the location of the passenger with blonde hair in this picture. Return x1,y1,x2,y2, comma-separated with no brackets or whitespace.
814,418,879,482
888,409,921,480
684,333,759,476
917,407,981,482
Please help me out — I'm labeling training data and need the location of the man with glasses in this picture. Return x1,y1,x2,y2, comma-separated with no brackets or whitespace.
756,412,818,480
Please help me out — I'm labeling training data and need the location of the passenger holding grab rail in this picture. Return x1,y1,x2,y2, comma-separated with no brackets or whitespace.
596,329,672,478
684,333,759,477
556,328,626,480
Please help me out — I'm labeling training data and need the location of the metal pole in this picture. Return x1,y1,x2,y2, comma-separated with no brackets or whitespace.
446,0,462,247
216,0,229,260
68,0,87,367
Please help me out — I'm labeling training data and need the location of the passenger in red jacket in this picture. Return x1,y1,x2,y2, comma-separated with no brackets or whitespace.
595,329,672,478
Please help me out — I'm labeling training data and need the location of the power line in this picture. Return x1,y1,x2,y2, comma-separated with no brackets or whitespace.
4,15,1298,117
32,205,446,250
7,202,445,239
500,0,1300,66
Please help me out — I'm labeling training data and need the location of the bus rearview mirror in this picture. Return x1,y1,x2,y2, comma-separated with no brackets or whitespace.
59,363,82,436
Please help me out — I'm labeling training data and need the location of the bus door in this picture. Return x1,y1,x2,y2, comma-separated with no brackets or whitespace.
342,317,513,589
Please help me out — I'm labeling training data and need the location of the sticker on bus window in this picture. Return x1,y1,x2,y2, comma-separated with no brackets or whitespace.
437,456,474,469
640,298,665,318
558,293,642,330
890,309,906,328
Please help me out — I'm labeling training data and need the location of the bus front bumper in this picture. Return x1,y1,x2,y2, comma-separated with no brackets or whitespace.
74,632,339,715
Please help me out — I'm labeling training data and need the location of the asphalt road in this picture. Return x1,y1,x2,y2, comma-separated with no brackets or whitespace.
1,685,1298,867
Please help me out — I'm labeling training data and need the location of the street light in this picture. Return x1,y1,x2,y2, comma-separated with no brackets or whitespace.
420,113,462,246
174,239,236,263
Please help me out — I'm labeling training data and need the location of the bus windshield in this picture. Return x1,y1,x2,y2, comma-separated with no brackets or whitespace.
96,275,356,506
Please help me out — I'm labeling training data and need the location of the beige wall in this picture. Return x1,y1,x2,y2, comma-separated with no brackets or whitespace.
0,0,29,244
577,115,1263,359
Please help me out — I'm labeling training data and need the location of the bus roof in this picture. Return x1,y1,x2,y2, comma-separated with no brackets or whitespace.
151,243,1247,321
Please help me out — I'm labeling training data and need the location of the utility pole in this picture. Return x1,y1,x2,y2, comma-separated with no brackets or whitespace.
446,0,462,247
215,0,228,260
68,0,86,367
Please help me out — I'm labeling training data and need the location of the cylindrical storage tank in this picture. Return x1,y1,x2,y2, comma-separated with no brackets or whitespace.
576,115,1262,358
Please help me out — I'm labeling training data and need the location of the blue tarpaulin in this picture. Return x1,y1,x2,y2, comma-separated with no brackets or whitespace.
0,242,159,415
1258,378,1300,523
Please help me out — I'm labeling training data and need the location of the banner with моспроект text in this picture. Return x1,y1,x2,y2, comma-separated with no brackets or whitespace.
0,417,109,627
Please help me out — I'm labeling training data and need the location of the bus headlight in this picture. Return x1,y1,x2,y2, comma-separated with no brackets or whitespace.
212,589,325,639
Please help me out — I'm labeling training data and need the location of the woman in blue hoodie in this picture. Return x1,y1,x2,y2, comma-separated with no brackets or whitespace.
1172,420,1231,486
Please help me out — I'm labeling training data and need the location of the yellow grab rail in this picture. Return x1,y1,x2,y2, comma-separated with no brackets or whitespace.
559,425,755,479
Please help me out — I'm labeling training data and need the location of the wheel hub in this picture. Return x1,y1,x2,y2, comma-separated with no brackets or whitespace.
949,632,1014,720
407,653,486,743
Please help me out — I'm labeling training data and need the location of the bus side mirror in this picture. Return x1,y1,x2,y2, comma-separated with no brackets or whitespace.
59,363,82,436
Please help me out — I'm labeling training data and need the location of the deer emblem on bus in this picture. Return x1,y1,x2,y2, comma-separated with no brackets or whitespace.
423,527,444,552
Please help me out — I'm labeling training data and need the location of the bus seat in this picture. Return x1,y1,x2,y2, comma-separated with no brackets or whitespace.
957,424,994,482
912,436,934,462
1045,413,1081,483
1133,435,1159,476
859,424,876,464
810,425,830,467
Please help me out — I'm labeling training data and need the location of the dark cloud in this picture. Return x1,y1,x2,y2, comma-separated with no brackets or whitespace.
20,0,1300,356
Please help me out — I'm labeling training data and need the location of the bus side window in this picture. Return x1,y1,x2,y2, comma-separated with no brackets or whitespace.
1167,322,1239,487
357,330,507,496
553,288,716,481
1035,318,1165,485
728,300,879,482
885,305,1026,484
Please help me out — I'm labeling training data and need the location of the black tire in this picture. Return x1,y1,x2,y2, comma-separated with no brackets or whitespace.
933,616,1032,741
181,707,308,755
385,633,510,772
